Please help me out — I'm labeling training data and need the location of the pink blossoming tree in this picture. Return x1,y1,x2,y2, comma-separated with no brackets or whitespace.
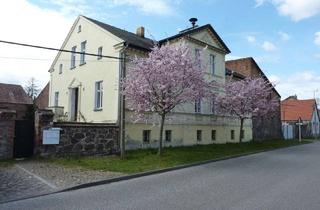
215,77,279,142
123,43,213,155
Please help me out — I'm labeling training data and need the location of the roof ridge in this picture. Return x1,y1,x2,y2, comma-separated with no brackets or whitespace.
82,16,154,42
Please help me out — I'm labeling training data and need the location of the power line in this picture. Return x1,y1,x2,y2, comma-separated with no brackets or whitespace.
0,40,123,60
0,56,120,62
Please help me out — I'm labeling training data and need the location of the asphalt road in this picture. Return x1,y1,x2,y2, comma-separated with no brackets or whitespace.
2,141,320,210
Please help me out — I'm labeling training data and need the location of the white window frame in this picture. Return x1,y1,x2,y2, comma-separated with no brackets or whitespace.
54,91,59,107
71,46,76,69
80,41,86,65
97,46,103,60
94,81,103,110
210,54,215,75
59,64,63,74
195,99,201,113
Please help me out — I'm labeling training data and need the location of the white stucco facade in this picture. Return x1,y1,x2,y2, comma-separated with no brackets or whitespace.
49,16,253,149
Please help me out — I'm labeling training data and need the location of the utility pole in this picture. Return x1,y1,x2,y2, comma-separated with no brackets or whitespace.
297,117,302,142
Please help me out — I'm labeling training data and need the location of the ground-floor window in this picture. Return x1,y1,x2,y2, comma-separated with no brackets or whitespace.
231,130,235,140
143,130,151,143
165,130,172,142
211,130,216,141
240,130,245,139
197,130,202,142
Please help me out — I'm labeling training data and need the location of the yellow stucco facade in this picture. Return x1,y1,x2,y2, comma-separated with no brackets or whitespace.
49,16,253,150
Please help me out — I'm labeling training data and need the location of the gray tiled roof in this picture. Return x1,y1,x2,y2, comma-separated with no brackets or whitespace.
83,16,155,51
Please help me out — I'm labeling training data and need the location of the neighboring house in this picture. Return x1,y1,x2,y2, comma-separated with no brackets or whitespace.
35,82,49,109
0,83,33,120
281,96,320,139
48,15,253,149
225,57,283,140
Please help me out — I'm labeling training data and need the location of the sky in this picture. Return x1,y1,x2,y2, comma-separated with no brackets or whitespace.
0,0,319,100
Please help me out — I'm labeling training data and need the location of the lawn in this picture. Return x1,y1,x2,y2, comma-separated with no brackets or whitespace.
47,139,309,174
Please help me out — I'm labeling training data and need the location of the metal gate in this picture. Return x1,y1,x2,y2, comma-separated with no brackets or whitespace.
14,120,34,158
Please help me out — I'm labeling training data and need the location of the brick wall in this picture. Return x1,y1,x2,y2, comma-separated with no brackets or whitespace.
34,110,119,156
35,83,49,109
0,111,16,159
0,103,32,120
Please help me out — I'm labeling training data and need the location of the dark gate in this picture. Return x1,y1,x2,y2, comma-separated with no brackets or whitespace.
14,120,34,158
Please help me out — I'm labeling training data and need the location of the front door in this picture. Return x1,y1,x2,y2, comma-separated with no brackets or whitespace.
70,88,79,121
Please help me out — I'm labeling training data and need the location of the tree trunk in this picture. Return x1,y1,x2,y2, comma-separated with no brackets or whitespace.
239,118,244,143
158,113,166,156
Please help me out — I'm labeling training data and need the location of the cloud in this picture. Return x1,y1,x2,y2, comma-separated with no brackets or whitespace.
262,41,277,52
314,32,320,46
256,0,320,21
0,0,73,88
314,54,320,59
109,0,175,15
246,35,256,43
270,70,320,99
278,31,291,41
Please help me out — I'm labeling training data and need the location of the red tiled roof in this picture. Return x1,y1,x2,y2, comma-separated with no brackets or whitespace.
0,83,32,104
281,99,316,121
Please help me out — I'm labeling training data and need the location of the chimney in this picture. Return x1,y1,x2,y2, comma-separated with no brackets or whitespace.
136,26,145,38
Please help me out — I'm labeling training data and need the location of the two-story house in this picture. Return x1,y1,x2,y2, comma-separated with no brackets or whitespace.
48,16,253,149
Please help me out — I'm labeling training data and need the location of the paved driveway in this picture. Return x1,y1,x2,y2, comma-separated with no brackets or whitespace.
0,165,54,203
0,161,123,203
2,141,320,210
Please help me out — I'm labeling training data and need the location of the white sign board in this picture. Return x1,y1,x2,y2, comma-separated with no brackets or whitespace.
43,128,60,145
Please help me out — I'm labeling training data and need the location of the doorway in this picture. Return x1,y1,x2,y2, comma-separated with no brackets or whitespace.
70,87,79,121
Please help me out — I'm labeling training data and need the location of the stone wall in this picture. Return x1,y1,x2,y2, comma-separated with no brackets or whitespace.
0,110,16,159
34,110,119,156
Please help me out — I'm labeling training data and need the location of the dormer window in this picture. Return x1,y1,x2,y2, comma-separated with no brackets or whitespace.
78,25,81,33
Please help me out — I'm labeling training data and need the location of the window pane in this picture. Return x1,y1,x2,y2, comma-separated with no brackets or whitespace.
54,92,59,106
210,54,215,75
80,41,86,65
165,130,172,142
143,130,150,143
98,47,103,59
71,46,76,68
212,130,216,141
197,130,202,141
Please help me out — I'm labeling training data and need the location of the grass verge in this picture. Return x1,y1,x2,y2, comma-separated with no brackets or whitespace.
45,139,310,174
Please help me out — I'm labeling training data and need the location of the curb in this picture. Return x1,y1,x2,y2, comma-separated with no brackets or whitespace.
61,141,311,192
1,141,312,204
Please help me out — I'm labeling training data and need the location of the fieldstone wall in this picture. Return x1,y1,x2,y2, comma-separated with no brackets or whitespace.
0,110,16,159
35,110,119,156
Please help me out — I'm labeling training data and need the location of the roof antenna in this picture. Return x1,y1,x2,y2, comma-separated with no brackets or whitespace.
189,18,198,28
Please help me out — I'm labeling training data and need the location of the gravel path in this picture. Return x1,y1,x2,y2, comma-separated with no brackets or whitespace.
0,160,124,203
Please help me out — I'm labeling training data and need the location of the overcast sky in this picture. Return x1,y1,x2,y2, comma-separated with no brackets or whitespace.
0,0,320,100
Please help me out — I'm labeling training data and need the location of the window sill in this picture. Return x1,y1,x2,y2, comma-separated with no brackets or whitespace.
70,66,76,70
94,108,103,112
79,62,86,66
